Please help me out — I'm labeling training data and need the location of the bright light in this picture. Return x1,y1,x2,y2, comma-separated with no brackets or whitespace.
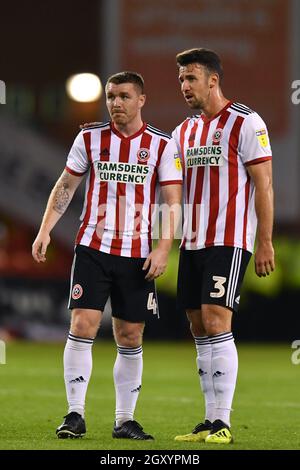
66,73,102,102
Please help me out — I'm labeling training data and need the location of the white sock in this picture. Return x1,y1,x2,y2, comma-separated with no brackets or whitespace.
114,345,143,427
194,336,216,423
210,332,238,427
63,332,94,418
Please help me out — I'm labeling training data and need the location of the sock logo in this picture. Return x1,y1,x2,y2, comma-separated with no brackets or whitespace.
198,368,207,376
72,284,83,300
69,376,86,383
131,385,142,393
213,370,225,378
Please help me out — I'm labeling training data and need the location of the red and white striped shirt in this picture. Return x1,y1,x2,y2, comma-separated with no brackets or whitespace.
172,102,272,253
66,122,182,258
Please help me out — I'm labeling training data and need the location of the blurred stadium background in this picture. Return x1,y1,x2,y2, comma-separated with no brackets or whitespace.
0,0,300,343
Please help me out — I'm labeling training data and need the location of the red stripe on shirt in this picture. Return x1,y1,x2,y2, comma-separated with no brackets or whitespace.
191,121,209,247
76,132,94,245
147,170,158,253
131,132,153,258
156,137,168,167
181,120,198,248
89,129,111,251
205,111,230,246
146,138,168,253
224,116,244,246
111,138,131,256
179,120,189,248
179,119,189,176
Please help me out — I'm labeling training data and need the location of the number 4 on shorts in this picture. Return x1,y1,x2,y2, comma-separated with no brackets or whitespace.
147,292,157,315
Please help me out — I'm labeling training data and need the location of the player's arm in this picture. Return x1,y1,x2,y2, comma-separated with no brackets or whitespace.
143,183,182,281
247,160,275,277
32,169,84,263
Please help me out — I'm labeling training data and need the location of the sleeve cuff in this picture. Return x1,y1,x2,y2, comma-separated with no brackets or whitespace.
159,180,183,186
65,166,87,176
245,156,272,167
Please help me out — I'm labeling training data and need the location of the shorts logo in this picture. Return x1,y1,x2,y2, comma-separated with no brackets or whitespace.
213,128,223,142
72,284,83,300
137,148,150,162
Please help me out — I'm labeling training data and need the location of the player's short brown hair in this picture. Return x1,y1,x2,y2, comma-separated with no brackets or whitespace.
176,48,224,84
106,71,145,94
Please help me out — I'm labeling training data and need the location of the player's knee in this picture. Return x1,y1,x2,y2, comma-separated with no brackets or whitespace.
186,310,206,337
116,326,144,348
71,311,100,337
202,314,229,336
203,319,222,336
201,305,232,336
189,321,206,337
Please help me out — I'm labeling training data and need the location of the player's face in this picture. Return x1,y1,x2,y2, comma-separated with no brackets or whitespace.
178,63,212,110
106,82,145,125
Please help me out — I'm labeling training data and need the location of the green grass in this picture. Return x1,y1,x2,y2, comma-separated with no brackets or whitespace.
0,341,300,450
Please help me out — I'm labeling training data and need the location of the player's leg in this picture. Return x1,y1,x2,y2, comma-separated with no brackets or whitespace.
175,249,213,441
200,246,251,444
112,319,150,434
174,309,215,441
65,310,101,414
187,308,216,425
56,245,110,438
110,256,156,440
201,304,235,444
57,308,102,439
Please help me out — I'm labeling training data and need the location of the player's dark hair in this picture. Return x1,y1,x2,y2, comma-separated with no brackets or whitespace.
176,48,224,84
106,71,145,94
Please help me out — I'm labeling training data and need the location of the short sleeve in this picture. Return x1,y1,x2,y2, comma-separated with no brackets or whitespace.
158,138,183,186
65,131,89,176
239,113,272,166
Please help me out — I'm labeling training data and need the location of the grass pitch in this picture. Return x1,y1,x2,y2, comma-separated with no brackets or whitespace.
0,341,299,450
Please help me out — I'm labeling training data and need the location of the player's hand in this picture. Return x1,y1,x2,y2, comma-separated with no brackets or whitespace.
254,241,275,277
142,248,169,281
32,232,51,263
79,122,101,130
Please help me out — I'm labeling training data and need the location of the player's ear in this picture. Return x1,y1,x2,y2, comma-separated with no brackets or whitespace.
139,93,146,109
209,73,218,89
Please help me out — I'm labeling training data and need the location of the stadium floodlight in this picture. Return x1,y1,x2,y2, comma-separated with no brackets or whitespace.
66,73,102,102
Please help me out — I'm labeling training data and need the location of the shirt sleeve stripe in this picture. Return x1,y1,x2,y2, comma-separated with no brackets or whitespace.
65,166,87,176
245,156,272,166
159,180,183,186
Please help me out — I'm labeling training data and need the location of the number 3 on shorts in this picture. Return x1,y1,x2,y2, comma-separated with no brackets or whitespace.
210,276,227,298
147,292,157,314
